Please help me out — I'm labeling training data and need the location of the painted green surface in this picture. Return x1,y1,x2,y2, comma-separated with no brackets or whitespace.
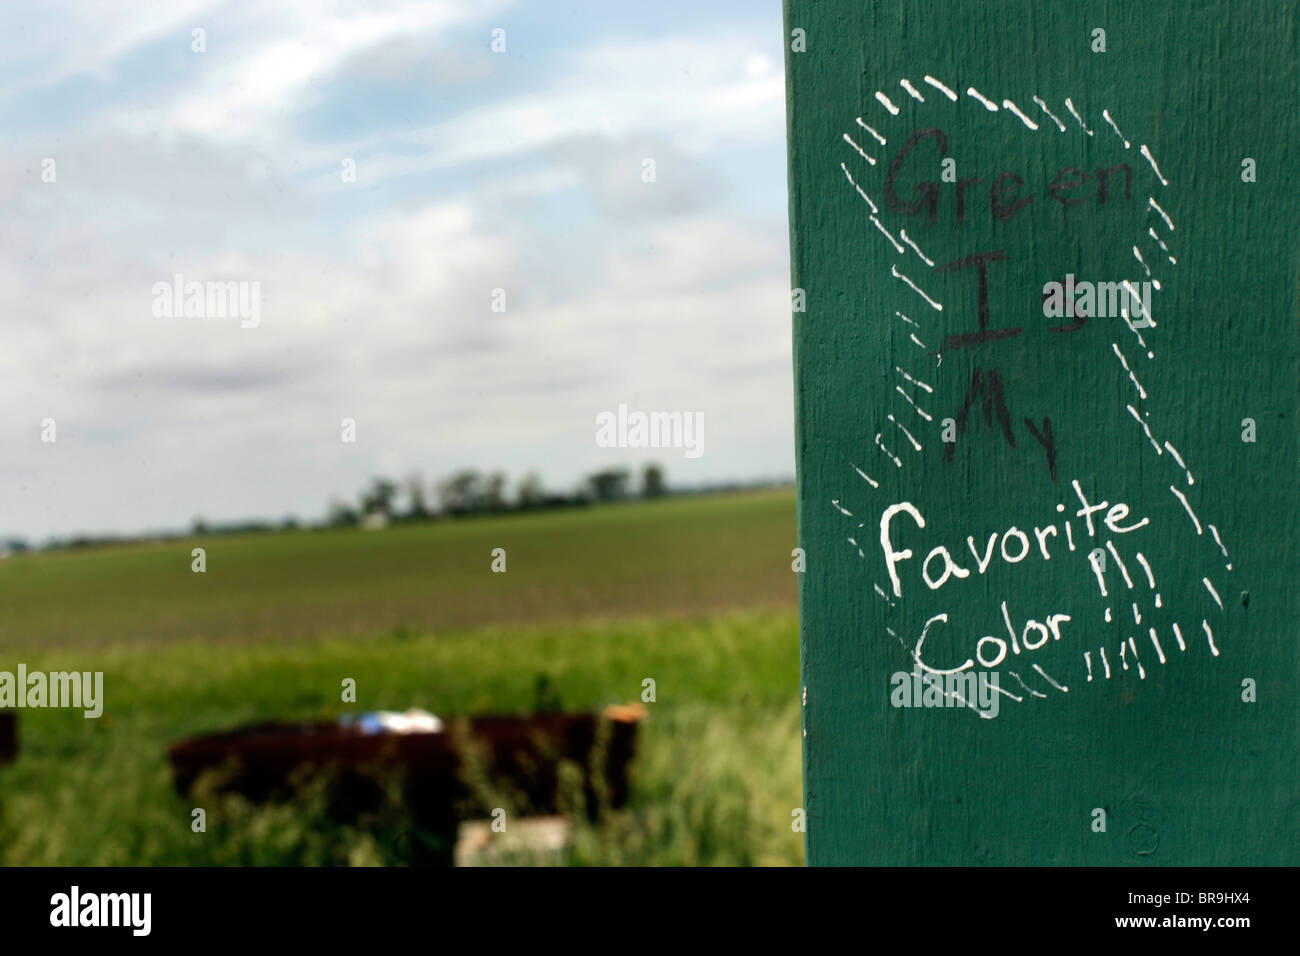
784,0,1297,864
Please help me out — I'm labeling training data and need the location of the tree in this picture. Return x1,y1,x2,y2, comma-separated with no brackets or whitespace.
483,472,507,511
437,470,484,513
360,477,399,518
327,497,358,526
404,472,429,519
516,472,545,508
587,468,631,501
642,463,666,498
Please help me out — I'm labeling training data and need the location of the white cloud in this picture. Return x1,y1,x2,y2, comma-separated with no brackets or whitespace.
0,3,794,540
161,2,497,140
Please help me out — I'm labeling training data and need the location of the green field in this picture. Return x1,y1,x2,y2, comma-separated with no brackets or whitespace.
0,490,803,865
0,490,796,652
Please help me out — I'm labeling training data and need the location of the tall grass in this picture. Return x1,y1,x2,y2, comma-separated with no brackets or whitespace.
0,609,802,866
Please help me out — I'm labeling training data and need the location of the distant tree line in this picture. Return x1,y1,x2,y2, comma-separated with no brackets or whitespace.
17,467,793,552
323,463,669,527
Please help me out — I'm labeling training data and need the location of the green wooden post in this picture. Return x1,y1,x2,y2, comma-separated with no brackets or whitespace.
784,0,1298,864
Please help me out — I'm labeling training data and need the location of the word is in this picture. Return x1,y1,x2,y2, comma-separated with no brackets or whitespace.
1043,274,1153,326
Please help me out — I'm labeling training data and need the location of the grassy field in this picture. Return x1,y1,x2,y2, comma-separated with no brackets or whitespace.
0,490,803,866
0,490,796,652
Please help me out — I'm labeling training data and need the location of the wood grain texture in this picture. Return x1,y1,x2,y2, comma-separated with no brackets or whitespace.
784,0,1297,865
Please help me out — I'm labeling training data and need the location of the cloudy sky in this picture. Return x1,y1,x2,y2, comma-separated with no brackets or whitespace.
1,0,792,541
